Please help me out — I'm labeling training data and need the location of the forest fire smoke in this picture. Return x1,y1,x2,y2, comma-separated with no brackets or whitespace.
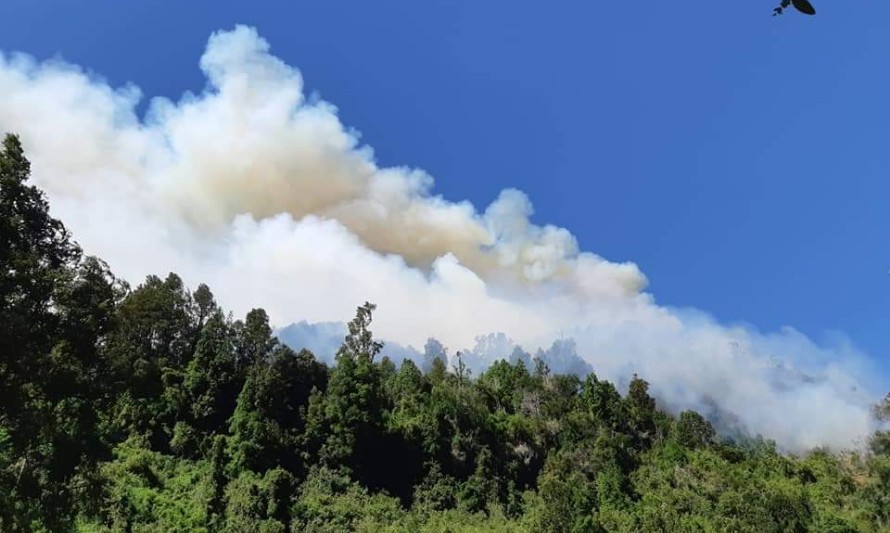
0,25,883,451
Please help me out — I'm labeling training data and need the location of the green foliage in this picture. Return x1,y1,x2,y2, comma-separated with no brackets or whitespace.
91,436,214,532
185,310,239,440
524,447,601,533
293,466,402,532
3,134,890,531
673,410,716,450
221,468,295,533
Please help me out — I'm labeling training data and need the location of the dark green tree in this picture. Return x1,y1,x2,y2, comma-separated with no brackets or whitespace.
673,410,716,449
0,133,117,530
312,304,387,484
624,374,657,451
184,310,241,442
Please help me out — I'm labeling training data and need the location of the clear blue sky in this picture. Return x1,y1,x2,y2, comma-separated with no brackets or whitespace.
2,0,889,372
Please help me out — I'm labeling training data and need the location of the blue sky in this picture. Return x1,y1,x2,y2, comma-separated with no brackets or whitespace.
2,0,888,374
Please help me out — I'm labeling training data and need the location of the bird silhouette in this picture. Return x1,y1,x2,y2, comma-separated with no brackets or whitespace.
773,0,816,15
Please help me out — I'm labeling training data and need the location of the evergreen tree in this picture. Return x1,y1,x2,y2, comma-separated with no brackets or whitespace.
313,303,387,486
185,310,241,442
0,133,111,530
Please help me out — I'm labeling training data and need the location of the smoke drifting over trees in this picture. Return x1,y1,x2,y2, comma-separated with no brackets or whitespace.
0,25,885,452
2,125,890,530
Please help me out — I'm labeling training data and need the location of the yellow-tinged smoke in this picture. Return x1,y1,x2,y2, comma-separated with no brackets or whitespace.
0,25,883,451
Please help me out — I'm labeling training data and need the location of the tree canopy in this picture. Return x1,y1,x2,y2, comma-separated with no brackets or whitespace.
1,133,888,532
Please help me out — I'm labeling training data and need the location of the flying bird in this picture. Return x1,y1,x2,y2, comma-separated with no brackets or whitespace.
773,0,816,15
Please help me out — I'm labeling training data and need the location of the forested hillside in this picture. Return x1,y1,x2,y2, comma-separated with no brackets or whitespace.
2,132,889,532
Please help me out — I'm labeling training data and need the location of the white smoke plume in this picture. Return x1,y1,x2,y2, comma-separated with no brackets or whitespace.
0,25,884,451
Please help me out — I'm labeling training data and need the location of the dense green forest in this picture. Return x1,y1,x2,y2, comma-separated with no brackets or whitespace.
1,131,889,532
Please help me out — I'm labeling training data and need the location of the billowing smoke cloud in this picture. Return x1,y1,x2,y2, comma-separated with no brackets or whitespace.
0,25,884,451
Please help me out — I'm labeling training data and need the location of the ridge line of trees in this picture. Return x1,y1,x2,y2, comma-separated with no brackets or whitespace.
2,133,889,532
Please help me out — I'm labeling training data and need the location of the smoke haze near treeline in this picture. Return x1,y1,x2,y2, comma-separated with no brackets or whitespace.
0,25,884,451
